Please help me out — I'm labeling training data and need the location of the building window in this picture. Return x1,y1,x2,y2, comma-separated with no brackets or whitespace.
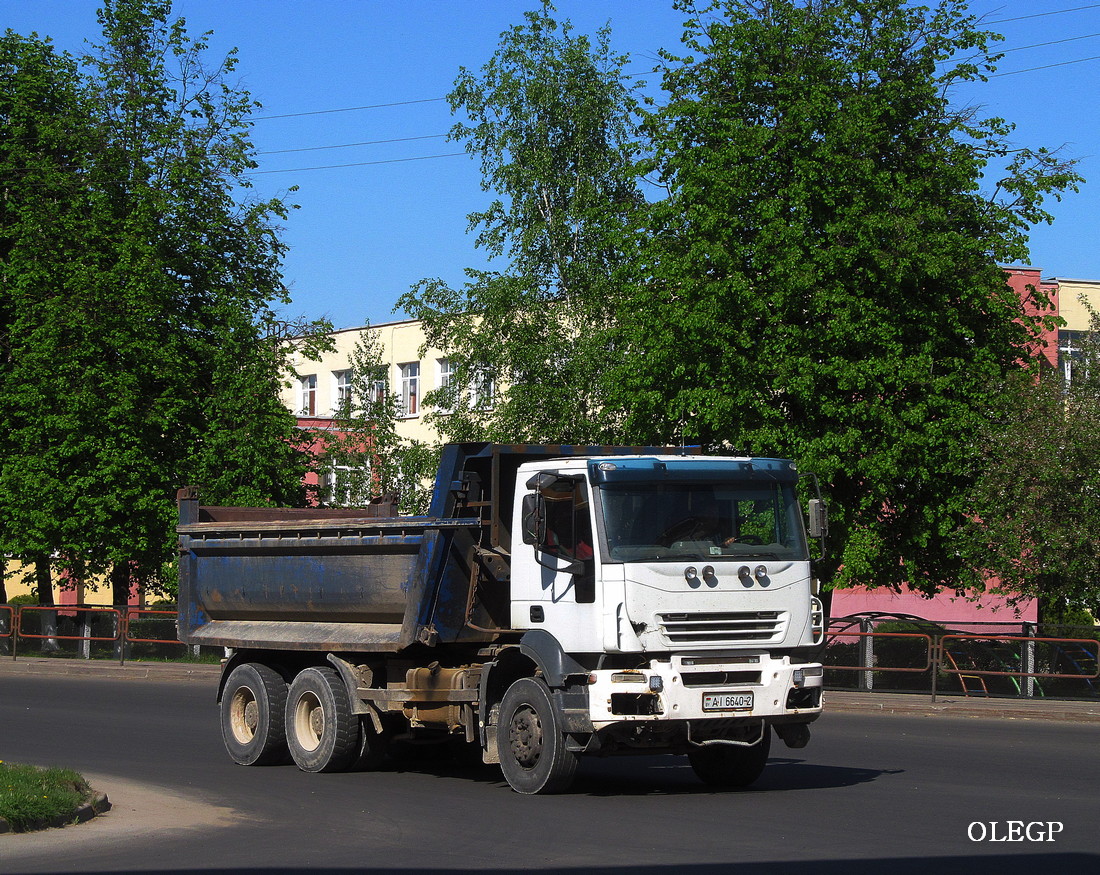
399,362,420,416
370,377,388,406
333,370,352,411
471,369,495,408
1059,330,1087,385
323,464,370,507
300,374,317,416
437,358,455,412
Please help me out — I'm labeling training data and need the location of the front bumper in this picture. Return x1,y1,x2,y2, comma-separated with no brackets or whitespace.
586,652,823,730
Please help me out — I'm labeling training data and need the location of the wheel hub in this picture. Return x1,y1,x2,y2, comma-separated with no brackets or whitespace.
508,705,543,768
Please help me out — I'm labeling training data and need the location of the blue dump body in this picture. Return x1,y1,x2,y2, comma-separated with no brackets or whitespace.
177,443,680,653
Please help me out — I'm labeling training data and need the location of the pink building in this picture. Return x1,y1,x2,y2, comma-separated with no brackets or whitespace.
832,266,1056,626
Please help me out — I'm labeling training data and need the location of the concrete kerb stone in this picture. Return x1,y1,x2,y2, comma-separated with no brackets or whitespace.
826,690,1100,723
0,656,220,682
0,790,111,835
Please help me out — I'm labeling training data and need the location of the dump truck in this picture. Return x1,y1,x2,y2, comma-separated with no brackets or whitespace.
177,442,826,794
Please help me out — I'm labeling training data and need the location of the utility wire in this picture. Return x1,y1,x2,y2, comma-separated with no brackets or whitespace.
987,3,1100,25
257,134,447,156
253,97,446,121
998,31,1100,53
246,151,466,174
992,53,1100,76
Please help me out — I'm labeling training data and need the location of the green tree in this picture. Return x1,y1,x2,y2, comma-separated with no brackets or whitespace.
608,0,1079,592
0,2,321,606
400,1,644,443
320,325,439,515
955,302,1100,614
0,31,103,613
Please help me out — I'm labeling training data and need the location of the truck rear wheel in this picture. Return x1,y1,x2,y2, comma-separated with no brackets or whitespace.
285,666,359,773
220,662,290,766
688,726,771,788
497,677,577,795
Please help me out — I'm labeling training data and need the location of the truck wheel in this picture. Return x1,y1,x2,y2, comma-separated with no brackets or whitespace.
285,666,360,773
497,677,578,794
220,662,290,766
688,726,771,788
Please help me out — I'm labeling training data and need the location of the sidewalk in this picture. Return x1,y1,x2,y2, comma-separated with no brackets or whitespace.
826,689,1100,722
3,655,1100,723
0,655,220,682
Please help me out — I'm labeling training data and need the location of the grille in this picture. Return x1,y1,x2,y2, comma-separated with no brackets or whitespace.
680,670,761,688
658,611,785,645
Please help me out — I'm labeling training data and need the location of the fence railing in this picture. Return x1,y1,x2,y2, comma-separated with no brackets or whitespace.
824,616,1100,700
3,604,204,664
0,604,13,645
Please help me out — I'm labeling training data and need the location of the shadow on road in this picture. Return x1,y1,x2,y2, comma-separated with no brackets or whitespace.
8,855,1097,875
376,749,899,796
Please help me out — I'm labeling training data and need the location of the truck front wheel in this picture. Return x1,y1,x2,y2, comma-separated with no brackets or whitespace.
497,677,578,795
285,666,360,773
688,726,771,788
220,662,290,766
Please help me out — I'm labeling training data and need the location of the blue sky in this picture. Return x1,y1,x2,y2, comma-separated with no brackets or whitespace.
3,1,1099,329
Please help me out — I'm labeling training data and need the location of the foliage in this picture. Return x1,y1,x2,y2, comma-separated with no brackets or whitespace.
0,762,89,832
0,2,328,602
955,302,1100,613
321,324,439,515
5,593,38,607
605,0,1080,592
399,0,645,443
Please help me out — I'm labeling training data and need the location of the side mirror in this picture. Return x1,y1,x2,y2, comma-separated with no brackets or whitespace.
520,493,545,546
807,498,828,539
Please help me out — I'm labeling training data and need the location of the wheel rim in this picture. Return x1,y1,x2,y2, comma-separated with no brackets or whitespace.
229,685,259,744
293,690,325,752
508,704,544,769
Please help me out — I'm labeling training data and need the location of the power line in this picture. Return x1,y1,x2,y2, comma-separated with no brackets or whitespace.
987,3,1100,25
252,97,446,121
992,52,1100,76
258,134,447,156
999,31,1100,54
246,151,466,175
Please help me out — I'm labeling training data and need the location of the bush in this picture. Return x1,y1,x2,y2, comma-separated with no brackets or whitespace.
6,593,38,606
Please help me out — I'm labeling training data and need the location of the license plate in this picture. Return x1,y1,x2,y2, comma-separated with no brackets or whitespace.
702,691,754,712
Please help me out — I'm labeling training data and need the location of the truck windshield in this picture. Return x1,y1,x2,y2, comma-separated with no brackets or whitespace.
599,480,807,562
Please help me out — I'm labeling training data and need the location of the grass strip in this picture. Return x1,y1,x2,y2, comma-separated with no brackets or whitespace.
0,762,90,832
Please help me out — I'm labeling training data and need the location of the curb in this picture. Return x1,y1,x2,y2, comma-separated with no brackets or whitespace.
826,693,1100,723
0,657,220,682
0,790,111,835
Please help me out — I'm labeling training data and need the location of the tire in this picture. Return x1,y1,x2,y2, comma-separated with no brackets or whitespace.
497,677,578,795
220,662,290,766
688,725,771,788
285,666,360,773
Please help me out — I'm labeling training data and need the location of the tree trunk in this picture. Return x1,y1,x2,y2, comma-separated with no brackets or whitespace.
34,555,60,652
110,563,132,659
0,557,7,655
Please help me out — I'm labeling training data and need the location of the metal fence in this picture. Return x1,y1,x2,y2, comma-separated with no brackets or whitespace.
3,604,213,664
824,614,1100,700
0,604,12,648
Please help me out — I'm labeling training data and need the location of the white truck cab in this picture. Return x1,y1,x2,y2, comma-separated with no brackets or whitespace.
507,454,824,785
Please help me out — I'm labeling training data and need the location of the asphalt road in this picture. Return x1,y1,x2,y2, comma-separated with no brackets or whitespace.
1,671,1098,874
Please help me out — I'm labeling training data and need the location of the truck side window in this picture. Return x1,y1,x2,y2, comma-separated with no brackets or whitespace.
541,480,596,603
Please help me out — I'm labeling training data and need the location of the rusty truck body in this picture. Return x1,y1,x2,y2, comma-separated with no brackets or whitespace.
178,442,825,794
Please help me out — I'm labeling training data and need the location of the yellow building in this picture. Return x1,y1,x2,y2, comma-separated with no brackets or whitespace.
1052,278,1100,385
280,317,454,447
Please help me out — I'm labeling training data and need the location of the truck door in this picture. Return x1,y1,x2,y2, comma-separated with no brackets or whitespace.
517,473,600,648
